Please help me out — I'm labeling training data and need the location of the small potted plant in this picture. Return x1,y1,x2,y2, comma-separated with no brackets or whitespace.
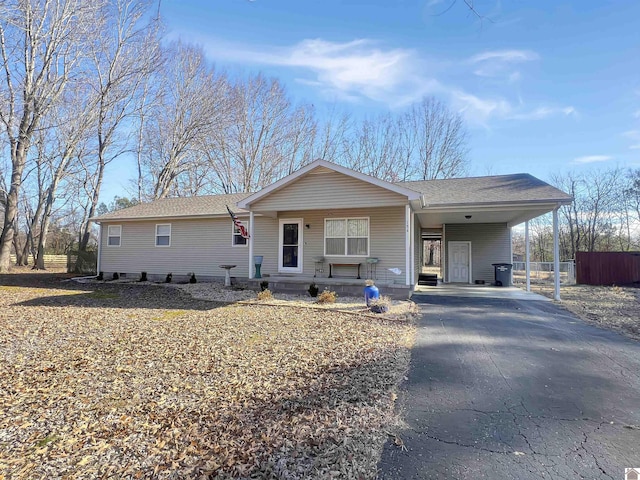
369,295,391,314
308,282,319,297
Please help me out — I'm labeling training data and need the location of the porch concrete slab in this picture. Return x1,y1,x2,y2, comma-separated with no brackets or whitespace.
412,284,551,301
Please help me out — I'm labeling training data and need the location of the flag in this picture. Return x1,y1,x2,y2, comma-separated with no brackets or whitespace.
226,205,250,239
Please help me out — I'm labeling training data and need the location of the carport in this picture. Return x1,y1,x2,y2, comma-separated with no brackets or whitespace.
405,174,573,300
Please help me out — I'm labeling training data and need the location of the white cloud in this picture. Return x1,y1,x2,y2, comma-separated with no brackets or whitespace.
573,155,614,164
469,49,539,64
469,49,539,79
508,106,577,121
199,37,436,106
630,144,640,150
450,90,511,125
633,109,640,119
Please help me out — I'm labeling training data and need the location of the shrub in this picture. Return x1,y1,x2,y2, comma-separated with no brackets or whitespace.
165,272,172,283
96,271,104,281
308,282,319,297
140,271,148,282
369,295,392,314
112,272,119,280
317,288,337,304
259,281,269,291
257,288,273,301
189,273,197,284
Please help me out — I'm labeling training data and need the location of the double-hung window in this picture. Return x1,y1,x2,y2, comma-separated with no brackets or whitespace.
155,224,171,247
324,218,369,256
107,225,121,246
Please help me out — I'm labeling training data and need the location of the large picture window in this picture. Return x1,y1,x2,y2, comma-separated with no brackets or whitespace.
324,218,369,256
107,225,121,246
155,224,171,247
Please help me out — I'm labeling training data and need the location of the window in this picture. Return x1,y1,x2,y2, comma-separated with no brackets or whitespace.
232,220,249,246
324,218,369,256
155,224,171,247
107,225,121,247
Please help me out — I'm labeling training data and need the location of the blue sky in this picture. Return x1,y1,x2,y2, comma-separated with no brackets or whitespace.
105,0,640,199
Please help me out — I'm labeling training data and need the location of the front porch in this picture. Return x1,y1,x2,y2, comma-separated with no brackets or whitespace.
247,275,412,299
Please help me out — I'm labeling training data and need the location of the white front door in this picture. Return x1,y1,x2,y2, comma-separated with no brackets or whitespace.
448,241,471,283
279,219,303,273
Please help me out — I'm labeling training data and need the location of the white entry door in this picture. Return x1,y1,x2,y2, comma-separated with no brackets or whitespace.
448,241,471,283
279,219,303,273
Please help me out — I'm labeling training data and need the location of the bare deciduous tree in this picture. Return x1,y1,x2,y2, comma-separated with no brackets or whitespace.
77,0,161,253
0,0,98,271
141,42,228,199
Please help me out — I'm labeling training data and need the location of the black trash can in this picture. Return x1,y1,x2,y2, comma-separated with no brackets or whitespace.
492,263,513,287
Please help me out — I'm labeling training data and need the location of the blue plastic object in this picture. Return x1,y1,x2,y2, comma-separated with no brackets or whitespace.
364,284,380,306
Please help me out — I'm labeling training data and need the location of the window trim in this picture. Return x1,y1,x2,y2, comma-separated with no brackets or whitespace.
231,218,249,247
155,223,171,247
107,225,121,247
324,217,370,257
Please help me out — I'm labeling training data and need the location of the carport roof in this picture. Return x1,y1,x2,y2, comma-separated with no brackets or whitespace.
399,173,572,206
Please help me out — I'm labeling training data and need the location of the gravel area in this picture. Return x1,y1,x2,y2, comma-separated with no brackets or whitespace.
0,272,416,479
532,284,640,340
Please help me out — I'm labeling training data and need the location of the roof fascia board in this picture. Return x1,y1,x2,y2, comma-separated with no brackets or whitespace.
237,159,420,208
422,199,572,210
91,212,253,223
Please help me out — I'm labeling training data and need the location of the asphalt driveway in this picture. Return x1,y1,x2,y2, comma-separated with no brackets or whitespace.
378,293,640,479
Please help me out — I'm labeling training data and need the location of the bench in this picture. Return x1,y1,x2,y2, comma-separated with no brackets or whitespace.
328,262,361,279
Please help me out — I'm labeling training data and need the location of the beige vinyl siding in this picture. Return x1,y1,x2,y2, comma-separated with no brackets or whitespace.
252,171,408,211
99,218,250,278
252,207,407,283
444,223,511,284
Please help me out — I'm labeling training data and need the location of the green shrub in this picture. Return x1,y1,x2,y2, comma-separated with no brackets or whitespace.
189,273,197,284
260,281,269,291
140,271,147,282
165,273,172,283
112,272,119,280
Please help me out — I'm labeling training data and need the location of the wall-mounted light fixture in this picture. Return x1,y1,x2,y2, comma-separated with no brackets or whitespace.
305,224,311,229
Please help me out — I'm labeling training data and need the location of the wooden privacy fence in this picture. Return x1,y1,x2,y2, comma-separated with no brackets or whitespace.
575,251,640,286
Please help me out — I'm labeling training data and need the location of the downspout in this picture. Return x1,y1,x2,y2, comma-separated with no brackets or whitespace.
248,211,254,279
405,204,411,286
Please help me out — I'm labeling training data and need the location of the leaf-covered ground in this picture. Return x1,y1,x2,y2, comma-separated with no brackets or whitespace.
0,273,415,479
532,283,640,341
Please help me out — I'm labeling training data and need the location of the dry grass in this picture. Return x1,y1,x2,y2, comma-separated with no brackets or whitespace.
532,284,640,340
0,273,416,479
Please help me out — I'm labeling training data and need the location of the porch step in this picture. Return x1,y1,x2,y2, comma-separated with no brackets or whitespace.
418,274,438,286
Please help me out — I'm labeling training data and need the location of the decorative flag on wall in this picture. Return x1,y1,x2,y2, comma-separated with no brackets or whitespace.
226,205,250,239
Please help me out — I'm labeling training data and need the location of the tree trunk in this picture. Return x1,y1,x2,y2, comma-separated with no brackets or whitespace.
0,143,28,272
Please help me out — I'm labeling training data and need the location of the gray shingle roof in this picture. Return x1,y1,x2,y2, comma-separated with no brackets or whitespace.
398,173,572,206
92,193,252,221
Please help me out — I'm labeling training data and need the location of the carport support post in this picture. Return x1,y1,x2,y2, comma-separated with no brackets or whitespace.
553,207,560,301
525,220,530,292
248,211,254,279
